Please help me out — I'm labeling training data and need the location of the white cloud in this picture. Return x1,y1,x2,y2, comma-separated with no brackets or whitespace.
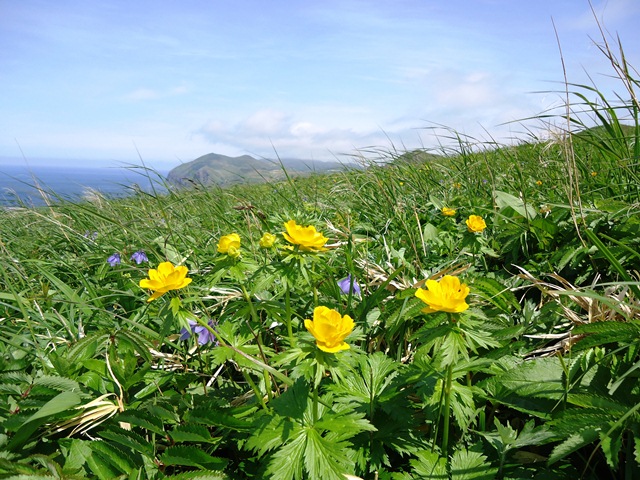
122,85,189,101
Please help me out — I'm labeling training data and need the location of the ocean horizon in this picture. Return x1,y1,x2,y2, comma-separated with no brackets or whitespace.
0,164,169,207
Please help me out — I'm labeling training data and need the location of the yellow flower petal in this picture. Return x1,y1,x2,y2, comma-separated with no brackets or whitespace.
139,261,191,302
283,220,328,251
304,306,354,353
415,275,469,314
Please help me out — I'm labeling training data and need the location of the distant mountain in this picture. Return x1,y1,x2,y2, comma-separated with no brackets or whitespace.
166,153,352,188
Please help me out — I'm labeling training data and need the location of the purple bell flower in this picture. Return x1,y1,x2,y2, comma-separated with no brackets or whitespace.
180,319,218,346
107,253,121,267
130,250,149,264
337,274,361,296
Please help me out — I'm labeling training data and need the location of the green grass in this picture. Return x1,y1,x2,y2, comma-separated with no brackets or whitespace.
1,36,640,480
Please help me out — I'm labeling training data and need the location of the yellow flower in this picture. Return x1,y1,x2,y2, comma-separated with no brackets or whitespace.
217,233,241,255
139,262,192,302
259,232,276,248
536,180,543,186
453,182,462,189
466,215,486,233
304,306,354,353
282,220,328,251
441,207,457,217
591,171,598,177
415,275,470,314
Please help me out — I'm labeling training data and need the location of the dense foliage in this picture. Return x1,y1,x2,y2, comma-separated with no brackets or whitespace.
1,39,639,480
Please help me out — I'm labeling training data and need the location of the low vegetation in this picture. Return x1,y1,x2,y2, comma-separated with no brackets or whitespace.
0,36,639,479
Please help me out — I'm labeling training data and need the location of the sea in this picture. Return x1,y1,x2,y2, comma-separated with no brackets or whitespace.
0,164,169,207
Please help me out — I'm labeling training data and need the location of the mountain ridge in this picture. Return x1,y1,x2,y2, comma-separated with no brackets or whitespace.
166,152,352,187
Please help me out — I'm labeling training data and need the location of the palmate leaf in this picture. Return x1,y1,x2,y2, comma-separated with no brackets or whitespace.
304,427,353,480
266,431,306,480
410,450,448,479
450,448,497,480
246,412,298,457
329,352,400,406
265,425,353,480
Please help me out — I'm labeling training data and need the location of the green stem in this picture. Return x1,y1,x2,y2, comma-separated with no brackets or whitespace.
241,285,274,401
241,370,268,411
442,362,453,461
285,282,296,347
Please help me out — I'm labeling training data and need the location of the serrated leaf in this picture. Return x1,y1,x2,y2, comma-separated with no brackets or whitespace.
303,427,352,480
470,277,520,313
32,375,81,393
165,472,228,480
410,450,448,478
99,427,154,457
116,410,165,435
86,448,121,480
170,424,220,444
450,448,497,480
90,440,137,473
601,427,623,469
185,406,252,431
548,429,600,465
266,431,306,480
161,446,227,470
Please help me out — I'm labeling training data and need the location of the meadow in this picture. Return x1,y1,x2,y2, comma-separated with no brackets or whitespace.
1,41,639,479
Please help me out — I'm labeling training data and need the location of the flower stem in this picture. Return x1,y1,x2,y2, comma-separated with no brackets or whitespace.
285,282,296,347
442,362,453,462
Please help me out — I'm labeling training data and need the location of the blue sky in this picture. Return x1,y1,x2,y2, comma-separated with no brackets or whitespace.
2,0,640,170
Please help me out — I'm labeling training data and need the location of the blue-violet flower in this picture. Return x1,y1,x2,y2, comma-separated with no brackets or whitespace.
107,253,121,267
130,250,149,264
180,319,218,346
337,274,361,296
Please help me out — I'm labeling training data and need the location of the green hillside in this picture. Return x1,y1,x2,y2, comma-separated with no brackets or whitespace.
166,152,351,187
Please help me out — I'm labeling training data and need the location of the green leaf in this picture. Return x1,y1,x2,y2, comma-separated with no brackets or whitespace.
116,410,165,435
572,321,640,351
99,427,154,457
303,428,352,480
450,448,497,480
548,429,600,465
90,439,137,473
170,424,221,444
165,472,228,479
470,277,520,313
161,446,228,470
494,190,537,219
410,450,448,478
185,405,253,431
7,390,82,451
265,431,306,480
601,427,623,469
32,375,81,392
